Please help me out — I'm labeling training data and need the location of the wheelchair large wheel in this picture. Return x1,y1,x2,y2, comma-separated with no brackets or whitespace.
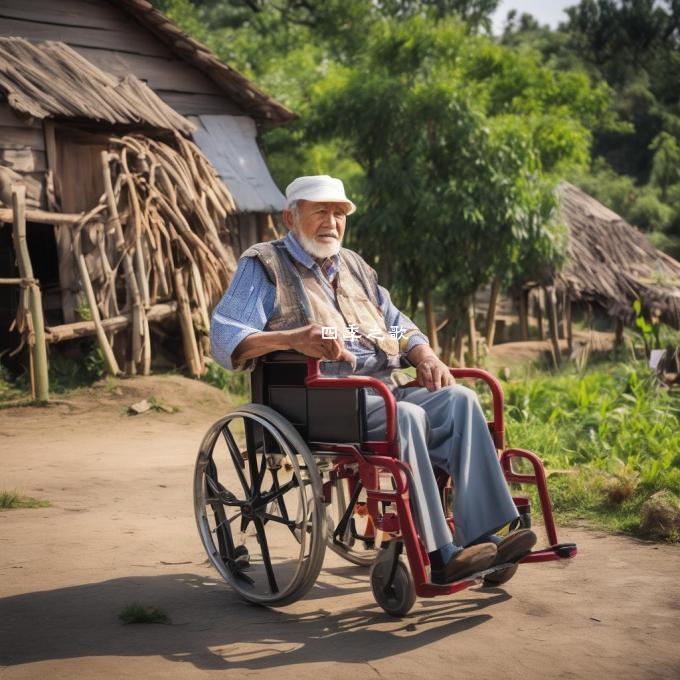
326,473,382,567
194,404,327,607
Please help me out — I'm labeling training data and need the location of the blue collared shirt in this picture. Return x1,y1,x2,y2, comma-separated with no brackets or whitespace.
210,231,429,373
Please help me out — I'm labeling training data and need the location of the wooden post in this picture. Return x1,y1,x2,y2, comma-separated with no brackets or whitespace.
76,254,121,376
556,291,565,340
536,289,545,341
544,285,562,367
565,295,573,353
614,318,624,347
485,276,501,349
423,289,440,356
101,152,143,371
518,289,529,341
11,185,49,401
454,332,464,366
441,315,453,366
467,298,477,365
43,120,76,324
174,266,202,378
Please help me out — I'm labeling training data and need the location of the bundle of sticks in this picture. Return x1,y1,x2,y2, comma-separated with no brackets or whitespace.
71,133,239,377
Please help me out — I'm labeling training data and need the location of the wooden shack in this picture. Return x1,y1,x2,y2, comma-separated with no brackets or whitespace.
0,0,294,398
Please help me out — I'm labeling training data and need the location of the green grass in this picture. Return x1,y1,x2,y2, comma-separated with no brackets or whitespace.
495,360,680,539
0,491,50,510
1,343,105,403
119,603,171,625
201,360,251,403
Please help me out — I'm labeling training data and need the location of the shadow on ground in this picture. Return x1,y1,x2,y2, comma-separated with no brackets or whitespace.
0,571,509,671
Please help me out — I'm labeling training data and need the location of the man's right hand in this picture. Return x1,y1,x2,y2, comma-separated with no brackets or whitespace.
287,324,357,370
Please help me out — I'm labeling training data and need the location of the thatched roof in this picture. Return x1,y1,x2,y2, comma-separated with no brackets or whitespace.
0,38,193,134
557,182,680,328
116,0,295,125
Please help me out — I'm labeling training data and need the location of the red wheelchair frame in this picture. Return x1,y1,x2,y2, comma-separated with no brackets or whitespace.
305,358,578,600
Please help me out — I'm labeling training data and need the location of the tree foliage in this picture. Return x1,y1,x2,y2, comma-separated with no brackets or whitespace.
501,0,680,256
152,0,679,327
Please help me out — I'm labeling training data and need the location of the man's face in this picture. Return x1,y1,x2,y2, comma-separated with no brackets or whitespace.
283,199,348,259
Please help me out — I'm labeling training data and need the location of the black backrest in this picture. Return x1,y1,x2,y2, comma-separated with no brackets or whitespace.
250,351,367,443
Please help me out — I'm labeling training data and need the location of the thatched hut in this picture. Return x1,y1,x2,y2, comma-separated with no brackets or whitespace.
0,1,293,398
514,182,680,363
556,182,680,330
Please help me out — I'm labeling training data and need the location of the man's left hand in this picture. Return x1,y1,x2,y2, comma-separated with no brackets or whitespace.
414,355,456,392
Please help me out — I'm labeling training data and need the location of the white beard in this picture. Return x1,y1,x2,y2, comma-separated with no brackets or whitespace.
293,228,342,259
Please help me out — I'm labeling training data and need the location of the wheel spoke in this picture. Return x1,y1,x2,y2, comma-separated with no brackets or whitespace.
268,469,289,516
243,418,262,495
206,460,237,563
263,512,297,529
267,468,299,537
259,477,298,505
257,449,268,494
205,474,244,507
222,426,250,496
253,517,278,594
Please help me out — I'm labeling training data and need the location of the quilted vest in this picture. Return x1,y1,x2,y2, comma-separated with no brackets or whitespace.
240,238,421,386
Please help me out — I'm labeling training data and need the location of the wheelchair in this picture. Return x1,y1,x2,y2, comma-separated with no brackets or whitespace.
194,351,577,616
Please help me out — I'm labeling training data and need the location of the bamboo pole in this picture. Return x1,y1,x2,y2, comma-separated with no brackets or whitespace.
0,277,37,285
77,253,121,376
174,265,202,378
0,207,83,225
45,303,177,343
141,313,151,376
11,185,49,402
100,152,143,370
191,261,211,331
484,277,501,349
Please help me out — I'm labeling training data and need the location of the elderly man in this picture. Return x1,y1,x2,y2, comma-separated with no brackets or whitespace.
210,175,536,583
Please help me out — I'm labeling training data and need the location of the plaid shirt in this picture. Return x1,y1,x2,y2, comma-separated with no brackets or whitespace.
319,256,338,285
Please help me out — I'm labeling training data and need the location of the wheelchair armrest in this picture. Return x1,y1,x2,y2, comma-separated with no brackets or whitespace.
401,367,505,450
305,358,398,445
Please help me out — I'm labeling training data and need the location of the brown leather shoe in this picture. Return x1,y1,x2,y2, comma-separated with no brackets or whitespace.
493,529,537,565
431,543,497,584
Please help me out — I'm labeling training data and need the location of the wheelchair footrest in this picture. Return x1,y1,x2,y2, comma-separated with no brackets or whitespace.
425,562,515,590
520,543,578,563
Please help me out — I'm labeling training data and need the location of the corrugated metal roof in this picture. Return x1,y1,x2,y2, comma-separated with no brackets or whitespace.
189,114,286,213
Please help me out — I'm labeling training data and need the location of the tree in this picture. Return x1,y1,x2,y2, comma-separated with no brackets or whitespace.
308,18,597,359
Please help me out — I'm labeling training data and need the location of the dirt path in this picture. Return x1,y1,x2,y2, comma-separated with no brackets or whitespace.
1,376,678,680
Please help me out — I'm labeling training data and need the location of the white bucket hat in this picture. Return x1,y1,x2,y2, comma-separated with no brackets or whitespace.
285,175,356,215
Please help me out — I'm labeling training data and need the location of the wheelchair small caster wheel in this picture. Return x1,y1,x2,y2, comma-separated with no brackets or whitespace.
370,555,416,617
483,562,519,587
